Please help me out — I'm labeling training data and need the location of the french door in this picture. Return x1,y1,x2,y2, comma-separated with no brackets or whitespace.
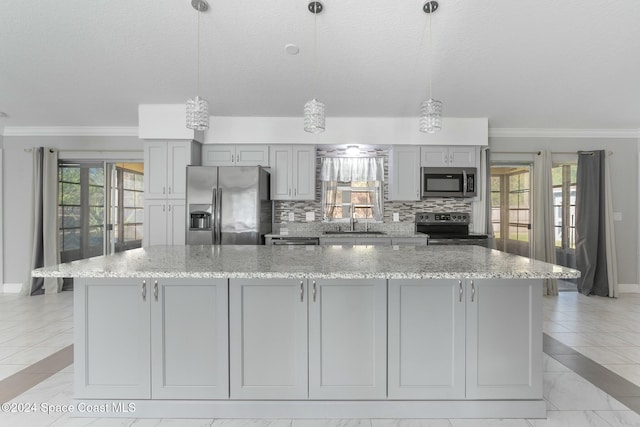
58,161,144,263
490,164,532,257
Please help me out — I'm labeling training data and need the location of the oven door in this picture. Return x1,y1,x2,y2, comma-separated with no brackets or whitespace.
421,167,476,198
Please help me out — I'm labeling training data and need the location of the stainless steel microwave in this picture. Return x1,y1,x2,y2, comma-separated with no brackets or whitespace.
421,167,477,198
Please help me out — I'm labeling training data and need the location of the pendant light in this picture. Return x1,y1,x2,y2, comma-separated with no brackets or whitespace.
186,0,209,131
419,1,442,134
304,1,325,133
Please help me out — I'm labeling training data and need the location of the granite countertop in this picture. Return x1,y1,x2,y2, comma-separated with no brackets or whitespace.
32,245,580,280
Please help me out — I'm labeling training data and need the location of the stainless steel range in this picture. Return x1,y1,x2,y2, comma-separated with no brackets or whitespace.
415,212,489,246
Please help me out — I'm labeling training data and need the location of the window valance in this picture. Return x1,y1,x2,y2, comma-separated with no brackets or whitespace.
319,157,384,182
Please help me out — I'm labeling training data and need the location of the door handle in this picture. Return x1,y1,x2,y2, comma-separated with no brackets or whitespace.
212,189,217,243
471,280,475,302
142,280,147,300
154,280,158,301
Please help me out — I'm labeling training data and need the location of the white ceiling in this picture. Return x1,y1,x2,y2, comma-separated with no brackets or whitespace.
1,0,639,130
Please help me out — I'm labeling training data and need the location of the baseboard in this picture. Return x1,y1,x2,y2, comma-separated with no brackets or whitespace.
2,283,23,293
619,283,640,293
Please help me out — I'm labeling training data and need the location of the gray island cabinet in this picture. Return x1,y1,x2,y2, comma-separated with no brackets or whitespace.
33,245,579,419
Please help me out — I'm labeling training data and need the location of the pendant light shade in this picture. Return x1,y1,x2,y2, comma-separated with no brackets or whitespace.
419,98,442,133
186,95,209,131
304,1,325,133
304,98,325,133
186,0,209,131
419,1,442,134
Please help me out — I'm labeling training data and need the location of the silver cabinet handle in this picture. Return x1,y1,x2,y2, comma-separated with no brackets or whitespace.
312,281,317,302
154,280,158,301
294,188,297,196
471,280,475,302
142,280,147,300
300,281,304,302
458,280,463,302
168,204,171,212
162,204,165,212
163,186,166,195
288,188,291,196
168,186,172,195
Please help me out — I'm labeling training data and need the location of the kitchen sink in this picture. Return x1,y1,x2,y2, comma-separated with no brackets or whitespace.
322,231,386,235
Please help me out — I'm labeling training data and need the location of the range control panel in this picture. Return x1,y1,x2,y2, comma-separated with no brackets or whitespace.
415,212,470,224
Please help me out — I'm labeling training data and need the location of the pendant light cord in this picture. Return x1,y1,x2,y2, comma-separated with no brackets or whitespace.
428,5,433,100
196,7,201,95
313,3,318,99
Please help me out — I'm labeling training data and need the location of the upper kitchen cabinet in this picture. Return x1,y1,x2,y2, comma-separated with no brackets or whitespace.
201,144,269,167
269,145,316,201
421,146,477,168
144,140,201,200
389,146,421,201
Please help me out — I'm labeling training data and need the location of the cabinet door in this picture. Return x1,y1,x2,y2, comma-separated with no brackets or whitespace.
269,146,293,200
309,279,387,399
466,279,543,399
166,141,189,199
388,279,465,399
144,141,168,198
166,200,186,245
151,278,229,399
74,278,151,399
292,145,316,200
420,146,450,167
143,200,168,247
229,279,308,399
389,146,420,201
449,146,477,168
202,144,235,166
236,144,269,166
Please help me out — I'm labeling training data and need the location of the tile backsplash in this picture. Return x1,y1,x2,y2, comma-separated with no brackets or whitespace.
274,147,472,225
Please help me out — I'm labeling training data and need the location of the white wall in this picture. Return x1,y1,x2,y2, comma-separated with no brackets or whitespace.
489,136,639,285
1,135,143,288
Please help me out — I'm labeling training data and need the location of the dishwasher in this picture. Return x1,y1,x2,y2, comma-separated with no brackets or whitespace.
267,236,320,246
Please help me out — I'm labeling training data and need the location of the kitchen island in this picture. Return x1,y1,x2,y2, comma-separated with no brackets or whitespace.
33,245,579,419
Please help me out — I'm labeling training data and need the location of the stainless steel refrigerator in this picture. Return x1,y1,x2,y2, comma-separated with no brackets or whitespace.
186,166,272,245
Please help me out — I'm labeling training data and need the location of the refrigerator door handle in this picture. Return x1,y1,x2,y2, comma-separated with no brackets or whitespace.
212,188,217,244
217,188,223,243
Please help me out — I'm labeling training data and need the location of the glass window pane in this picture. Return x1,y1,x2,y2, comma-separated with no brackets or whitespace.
135,192,144,206
123,190,135,206
89,168,104,186
62,207,81,228
123,208,138,224
62,229,81,251
89,186,104,206
89,207,104,226
89,227,103,248
61,182,81,205
123,172,135,190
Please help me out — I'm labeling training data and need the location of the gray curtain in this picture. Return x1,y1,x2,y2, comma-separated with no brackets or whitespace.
24,148,61,295
533,150,558,295
575,150,609,296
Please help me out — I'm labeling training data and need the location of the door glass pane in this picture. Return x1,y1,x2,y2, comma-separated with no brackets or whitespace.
490,165,531,257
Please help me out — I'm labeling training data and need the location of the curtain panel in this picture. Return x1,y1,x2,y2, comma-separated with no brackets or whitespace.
532,150,558,296
24,148,62,295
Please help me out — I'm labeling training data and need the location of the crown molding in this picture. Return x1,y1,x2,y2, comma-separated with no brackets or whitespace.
1,126,139,137
489,128,640,139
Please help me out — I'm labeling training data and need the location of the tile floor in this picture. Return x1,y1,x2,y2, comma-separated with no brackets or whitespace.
1,290,640,426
